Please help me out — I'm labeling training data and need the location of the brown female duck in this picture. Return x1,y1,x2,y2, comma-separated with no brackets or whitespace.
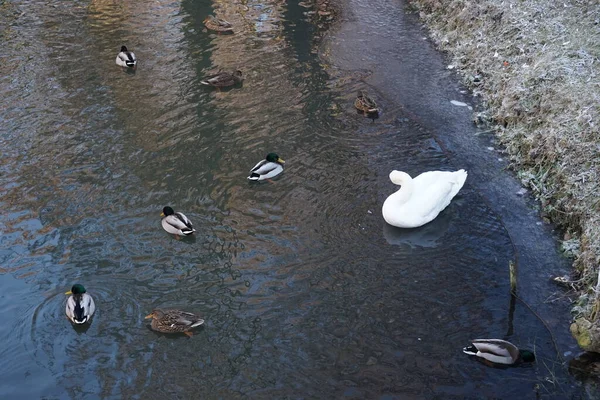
203,15,234,33
145,309,205,337
354,90,379,115
200,70,243,89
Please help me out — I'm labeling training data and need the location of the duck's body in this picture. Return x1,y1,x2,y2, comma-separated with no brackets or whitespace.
203,15,234,33
145,309,205,337
463,339,535,365
161,206,195,236
382,169,467,228
200,70,243,88
354,91,379,115
116,46,137,68
65,284,96,324
248,153,285,181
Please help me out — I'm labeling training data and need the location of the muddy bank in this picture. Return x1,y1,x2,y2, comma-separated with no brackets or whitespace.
407,0,600,352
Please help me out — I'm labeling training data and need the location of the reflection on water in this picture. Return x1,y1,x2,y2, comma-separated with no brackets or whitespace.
0,0,582,398
382,206,453,249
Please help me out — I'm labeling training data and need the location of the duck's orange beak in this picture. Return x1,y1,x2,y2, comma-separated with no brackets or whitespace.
145,313,154,319
278,158,285,164
65,291,72,295
160,212,165,217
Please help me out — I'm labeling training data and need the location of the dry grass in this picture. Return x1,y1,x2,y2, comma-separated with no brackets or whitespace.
409,0,600,349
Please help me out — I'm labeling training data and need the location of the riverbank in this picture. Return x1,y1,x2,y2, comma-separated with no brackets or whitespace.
409,0,600,352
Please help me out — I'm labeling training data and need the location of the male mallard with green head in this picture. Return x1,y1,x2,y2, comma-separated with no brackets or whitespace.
161,206,196,236
116,45,137,68
463,339,535,365
65,284,96,324
248,153,285,181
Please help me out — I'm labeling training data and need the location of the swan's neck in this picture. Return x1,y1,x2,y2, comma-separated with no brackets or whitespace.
390,179,414,205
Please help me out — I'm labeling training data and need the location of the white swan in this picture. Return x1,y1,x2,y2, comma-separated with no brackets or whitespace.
382,169,467,228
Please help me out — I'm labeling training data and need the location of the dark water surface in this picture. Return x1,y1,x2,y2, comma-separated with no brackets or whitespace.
0,0,584,398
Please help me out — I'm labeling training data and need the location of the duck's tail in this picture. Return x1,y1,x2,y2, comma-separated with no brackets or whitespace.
191,319,205,328
462,344,478,356
247,173,261,181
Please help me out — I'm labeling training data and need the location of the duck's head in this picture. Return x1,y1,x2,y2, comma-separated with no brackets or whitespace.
233,70,243,79
520,349,535,363
203,15,214,23
66,284,86,295
266,153,285,164
389,170,411,185
161,206,175,217
120,45,128,52
145,309,165,320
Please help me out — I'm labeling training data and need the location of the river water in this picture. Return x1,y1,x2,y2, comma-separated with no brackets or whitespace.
0,0,586,398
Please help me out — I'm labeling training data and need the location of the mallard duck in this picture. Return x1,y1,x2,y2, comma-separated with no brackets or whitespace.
463,339,535,365
145,309,205,337
203,15,234,33
200,70,243,88
382,169,467,228
354,91,379,115
248,153,285,181
65,284,96,324
115,45,137,68
161,206,196,236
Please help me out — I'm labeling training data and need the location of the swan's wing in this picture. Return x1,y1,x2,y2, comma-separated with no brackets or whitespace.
414,170,467,190
413,171,454,186
409,170,466,218
408,180,455,220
